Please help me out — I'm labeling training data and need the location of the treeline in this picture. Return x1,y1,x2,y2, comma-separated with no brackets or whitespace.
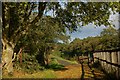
59,27,120,59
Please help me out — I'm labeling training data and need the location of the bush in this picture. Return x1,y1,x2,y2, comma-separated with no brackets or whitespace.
14,53,45,73
46,58,65,70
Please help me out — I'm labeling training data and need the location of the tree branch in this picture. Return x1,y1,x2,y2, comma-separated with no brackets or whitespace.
30,2,47,25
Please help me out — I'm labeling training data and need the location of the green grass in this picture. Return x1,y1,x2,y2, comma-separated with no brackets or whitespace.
51,50,78,64
2,68,57,78
46,56,65,70
23,70,56,78
47,63,65,70
27,70,56,78
42,70,57,78
12,70,56,78
51,55,78,64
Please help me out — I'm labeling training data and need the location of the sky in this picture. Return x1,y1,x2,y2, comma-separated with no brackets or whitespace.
69,24,106,41
69,13,119,41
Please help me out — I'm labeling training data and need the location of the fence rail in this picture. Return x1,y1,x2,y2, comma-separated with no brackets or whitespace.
93,51,120,79
95,57,120,68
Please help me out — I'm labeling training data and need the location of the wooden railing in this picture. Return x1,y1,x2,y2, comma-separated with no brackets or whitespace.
93,50,120,79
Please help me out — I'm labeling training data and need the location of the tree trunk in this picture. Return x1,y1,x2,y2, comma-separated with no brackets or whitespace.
36,50,45,66
17,48,23,66
45,53,50,66
40,53,45,66
2,39,15,74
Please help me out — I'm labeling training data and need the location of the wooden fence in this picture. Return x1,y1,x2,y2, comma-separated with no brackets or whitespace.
93,50,120,79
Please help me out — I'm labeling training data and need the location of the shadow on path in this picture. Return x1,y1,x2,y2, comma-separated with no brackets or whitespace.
80,60,85,80
87,62,97,80
79,57,106,80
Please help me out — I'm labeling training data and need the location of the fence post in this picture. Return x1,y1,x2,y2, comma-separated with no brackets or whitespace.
103,52,106,69
105,52,109,72
111,51,118,77
101,52,103,67
107,52,112,73
93,52,97,62
118,51,120,79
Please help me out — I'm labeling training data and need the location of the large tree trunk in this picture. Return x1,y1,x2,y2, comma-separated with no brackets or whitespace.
2,39,16,74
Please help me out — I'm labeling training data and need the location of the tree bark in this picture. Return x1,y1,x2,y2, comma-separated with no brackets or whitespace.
2,39,15,73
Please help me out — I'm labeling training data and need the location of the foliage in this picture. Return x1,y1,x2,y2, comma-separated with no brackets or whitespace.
52,50,63,57
100,27,119,50
44,57,65,71
60,26,119,59
53,2,119,32
14,53,45,74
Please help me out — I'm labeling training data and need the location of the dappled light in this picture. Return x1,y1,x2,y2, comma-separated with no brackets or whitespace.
1,1,120,80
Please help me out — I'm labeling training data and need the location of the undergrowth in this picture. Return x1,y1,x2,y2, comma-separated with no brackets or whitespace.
45,57,65,70
14,53,45,74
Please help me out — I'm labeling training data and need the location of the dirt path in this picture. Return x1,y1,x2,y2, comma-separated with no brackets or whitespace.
54,59,105,79
54,64,82,78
